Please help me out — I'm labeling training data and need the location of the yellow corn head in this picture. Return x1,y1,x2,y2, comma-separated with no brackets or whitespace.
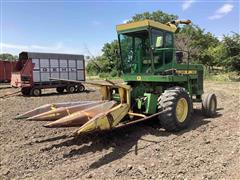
15,81,138,135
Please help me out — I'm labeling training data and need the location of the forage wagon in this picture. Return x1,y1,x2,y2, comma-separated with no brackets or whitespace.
11,52,85,96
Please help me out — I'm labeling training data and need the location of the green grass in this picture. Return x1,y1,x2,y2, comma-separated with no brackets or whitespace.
204,72,240,82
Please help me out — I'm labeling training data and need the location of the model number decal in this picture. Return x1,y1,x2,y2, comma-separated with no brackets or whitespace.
176,70,197,74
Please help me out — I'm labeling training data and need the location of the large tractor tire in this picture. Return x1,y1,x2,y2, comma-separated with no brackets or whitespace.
31,88,42,96
202,93,217,117
158,87,193,132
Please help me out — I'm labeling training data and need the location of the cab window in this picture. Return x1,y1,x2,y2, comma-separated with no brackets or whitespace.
152,29,163,48
165,32,173,48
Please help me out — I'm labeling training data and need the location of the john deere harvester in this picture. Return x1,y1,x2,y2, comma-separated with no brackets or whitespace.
16,19,217,135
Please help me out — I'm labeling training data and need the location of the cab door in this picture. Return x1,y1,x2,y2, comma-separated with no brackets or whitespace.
151,29,174,72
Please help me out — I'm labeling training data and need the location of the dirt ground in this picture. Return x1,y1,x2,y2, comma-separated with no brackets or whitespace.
0,81,239,180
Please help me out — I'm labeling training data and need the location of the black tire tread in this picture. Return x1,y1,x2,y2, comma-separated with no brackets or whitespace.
202,93,217,117
66,85,75,93
31,88,42,96
158,87,192,131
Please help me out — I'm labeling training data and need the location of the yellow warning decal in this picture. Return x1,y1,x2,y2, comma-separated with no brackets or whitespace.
176,70,197,75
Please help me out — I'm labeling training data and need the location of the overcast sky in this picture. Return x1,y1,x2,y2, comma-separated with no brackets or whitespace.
0,0,239,56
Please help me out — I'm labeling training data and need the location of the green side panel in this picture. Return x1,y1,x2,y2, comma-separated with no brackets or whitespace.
144,93,158,114
123,74,198,82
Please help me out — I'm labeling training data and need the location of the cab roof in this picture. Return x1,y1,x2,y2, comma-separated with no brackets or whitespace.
116,19,176,33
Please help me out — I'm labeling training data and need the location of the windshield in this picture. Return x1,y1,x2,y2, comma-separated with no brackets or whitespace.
119,30,151,74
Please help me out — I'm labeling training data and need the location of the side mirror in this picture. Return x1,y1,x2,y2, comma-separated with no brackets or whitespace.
155,36,163,48
176,51,183,63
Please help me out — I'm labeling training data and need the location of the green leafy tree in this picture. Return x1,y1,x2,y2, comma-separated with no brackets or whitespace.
128,10,178,23
87,10,238,77
101,40,121,74
0,53,18,61
175,24,220,69
222,33,240,71
86,57,101,76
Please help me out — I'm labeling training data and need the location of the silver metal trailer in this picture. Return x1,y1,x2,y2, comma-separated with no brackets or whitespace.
11,52,86,96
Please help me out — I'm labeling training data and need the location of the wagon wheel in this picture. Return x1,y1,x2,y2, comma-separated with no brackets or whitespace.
31,88,42,96
202,93,217,117
21,88,31,96
56,87,65,94
66,85,75,93
77,84,85,92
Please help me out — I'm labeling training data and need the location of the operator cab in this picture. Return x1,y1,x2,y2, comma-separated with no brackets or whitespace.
117,20,176,75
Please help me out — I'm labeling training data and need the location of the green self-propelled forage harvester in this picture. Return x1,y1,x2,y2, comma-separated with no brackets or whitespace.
16,19,217,135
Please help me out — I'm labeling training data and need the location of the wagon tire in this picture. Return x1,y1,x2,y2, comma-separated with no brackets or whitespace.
56,87,65,94
31,88,42,96
21,88,31,96
66,85,75,94
157,87,193,132
77,84,85,92
202,93,217,117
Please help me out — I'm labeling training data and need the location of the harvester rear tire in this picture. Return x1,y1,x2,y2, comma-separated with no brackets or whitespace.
157,87,192,132
202,93,217,117
31,88,42,96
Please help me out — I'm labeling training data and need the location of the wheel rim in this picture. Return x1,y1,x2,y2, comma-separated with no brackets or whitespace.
176,98,188,122
79,86,84,91
34,89,40,96
70,87,75,93
210,98,216,112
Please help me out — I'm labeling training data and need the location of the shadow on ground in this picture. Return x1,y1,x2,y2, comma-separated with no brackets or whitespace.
17,89,95,97
39,108,222,169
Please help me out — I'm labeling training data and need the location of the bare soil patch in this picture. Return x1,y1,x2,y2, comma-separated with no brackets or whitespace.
0,81,239,179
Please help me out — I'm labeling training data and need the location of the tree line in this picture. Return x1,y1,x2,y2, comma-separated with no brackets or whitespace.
1,10,239,76
86,10,240,77
0,54,18,61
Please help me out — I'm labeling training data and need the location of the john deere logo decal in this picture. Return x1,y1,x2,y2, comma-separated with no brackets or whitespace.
137,76,142,81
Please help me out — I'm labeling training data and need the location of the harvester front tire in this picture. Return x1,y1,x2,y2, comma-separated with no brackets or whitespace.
31,88,42,96
158,87,192,132
202,93,217,117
